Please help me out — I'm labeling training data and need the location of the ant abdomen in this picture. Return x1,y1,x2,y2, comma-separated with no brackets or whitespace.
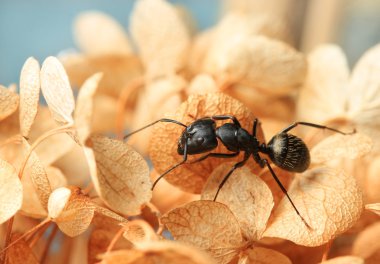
267,133,310,172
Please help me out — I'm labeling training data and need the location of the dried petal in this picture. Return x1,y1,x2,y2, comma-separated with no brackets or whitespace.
264,167,363,246
101,240,216,264
86,135,151,215
5,233,39,264
48,187,95,237
311,133,372,164
297,45,349,123
161,200,245,264
352,222,380,263
94,205,127,223
0,85,19,122
74,11,132,55
149,93,264,193
122,219,158,244
320,256,364,264
40,56,75,124
61,54,142,98
0,158,22,224
203,35,306,95
202,163,274,241
22,138,51,209
365,203,380,216
130,0,190,79
239,247,292,264
19,57,40,137
74,72,102,144
186,74,218,95
347,44,380,126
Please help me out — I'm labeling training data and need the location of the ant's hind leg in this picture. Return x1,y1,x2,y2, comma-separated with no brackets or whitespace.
280,121,355,135
124,118,187,140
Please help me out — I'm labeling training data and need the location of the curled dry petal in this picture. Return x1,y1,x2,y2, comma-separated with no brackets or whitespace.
94,205,127,223
122,219,158,244
239,247,292,264
86,135,151,215
74,72,103,144
202,163,274,241
352,222,380,263
0,158,23,224
19,57,40,138
297,45,349,123
320,256,364,264
263,167,363,247
40,56,75,124
100,240,216,264
0,85,19,122
161,200,245,264
48,187,96,237
203,35,306,95
74,11,132,55
130,0,190,79
311,133,372,164
149,93,264,193
365,203,380,216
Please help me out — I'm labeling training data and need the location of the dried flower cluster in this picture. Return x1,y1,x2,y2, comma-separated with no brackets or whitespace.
1,0,380,263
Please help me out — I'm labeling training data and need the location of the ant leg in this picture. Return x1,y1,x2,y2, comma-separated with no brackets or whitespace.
124,118,187,140
280,121,355,135
211,115,241,127
189,151,240,163
252,118,259,137
151,138,188,190
259,158,312,229
213,152,250,201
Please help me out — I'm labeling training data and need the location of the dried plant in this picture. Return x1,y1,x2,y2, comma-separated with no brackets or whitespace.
1,0,380,263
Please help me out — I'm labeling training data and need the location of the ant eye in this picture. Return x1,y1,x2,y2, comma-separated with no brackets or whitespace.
196,137,204,145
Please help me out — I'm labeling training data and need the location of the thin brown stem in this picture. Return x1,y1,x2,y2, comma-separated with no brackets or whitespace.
40,225,58,264
27,221,52,248
321,239,333,262
1,217,15,263
115,77,144,140
82,182,94,195
105,228,125,254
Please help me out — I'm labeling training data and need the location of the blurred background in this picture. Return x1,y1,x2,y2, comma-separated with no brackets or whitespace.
1,0,380,85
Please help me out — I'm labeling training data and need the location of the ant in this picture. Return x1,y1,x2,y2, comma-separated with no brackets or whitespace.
124,115,353,227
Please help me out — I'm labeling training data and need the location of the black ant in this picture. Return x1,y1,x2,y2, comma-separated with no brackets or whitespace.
124,115,353,227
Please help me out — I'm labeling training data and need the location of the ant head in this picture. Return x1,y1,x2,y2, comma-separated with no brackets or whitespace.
266,133,310,173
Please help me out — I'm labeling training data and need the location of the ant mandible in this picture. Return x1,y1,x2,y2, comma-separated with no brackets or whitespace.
124,115,353,227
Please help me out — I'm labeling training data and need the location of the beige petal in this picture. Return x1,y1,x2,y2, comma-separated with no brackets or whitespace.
297,45,349,123
149,93,265,193
100,240,216,264
161,200,245,264
202,163,274,241
239,247,292,264
61,53,142,98
365,203,380,216
320,256,364,264
130,0,190,79
48,187,95,237
74,72,102,144
352,222,380,263
19,57,40,138
40,56,75,124
86,135,151,215
264,167,363,247
347,44,380,125
0,158,22,224
311,133,372,164
203,35,306,95
186,74,218,95
122,219,158,244
94,205,127,223
0,85,19,122
74,11,132,55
